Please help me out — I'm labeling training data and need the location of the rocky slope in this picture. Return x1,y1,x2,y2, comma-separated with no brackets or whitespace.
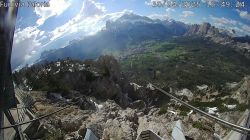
29,83,249,140
28,91,207,140
13,56,167,108
14,56,250,140
231,76,250,104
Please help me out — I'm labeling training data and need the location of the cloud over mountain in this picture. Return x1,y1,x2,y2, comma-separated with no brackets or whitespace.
180,11,194,18
12,0,134,69
236,10,250,21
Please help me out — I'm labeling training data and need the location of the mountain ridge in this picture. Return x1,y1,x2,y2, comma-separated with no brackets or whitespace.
38,13,189,63
38,13,250,64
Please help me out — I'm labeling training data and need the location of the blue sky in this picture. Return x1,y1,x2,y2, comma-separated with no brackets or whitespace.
12,0,250,69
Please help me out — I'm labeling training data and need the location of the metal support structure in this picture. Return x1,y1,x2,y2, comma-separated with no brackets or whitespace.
0,0,19,110
4,110,22,139
0,0,20,139
0,105,70,130
0,112,4,140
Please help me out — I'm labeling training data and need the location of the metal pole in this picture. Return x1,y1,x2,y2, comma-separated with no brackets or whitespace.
0,112,4,140
0,0,20,139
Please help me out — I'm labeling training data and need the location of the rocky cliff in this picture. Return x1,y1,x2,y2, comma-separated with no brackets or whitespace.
186,22,250,59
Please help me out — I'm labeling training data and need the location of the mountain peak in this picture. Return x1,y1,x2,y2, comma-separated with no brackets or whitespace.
115,13,154,24
185,22,222,37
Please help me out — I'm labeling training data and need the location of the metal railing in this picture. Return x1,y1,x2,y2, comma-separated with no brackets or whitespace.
0,88,79,130
150,83,250,135
0,105,70,130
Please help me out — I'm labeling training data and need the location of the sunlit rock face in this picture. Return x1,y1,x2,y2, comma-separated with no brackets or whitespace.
185,22,250,59
231,76,250,104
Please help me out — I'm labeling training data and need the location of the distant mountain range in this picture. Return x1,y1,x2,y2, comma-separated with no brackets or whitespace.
38,13,250,63
39,13,188,62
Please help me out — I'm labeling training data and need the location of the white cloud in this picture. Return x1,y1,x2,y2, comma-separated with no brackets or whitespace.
241,24,250,33
12,26,45,67
209,15,237,26
35,0,71,26
236,10,250,20
166,8,175,12
180,11,194,18
202,17,207,21
104,10,134,21
148,14,169,20
12,0,129,68
209,15,250,36
148,7,175,20
49,0,106,41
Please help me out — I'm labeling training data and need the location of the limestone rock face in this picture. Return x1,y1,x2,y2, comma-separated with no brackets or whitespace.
102,118,137,140
185,22,250,59
61,113,87,132
231,76,250,104
65,100,140,140
137,108,174,140
101,107,138,139
186,24,199,35
198,22,211,35
185,22,220,37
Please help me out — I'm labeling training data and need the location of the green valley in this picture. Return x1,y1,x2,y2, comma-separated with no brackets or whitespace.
120,36,250,90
